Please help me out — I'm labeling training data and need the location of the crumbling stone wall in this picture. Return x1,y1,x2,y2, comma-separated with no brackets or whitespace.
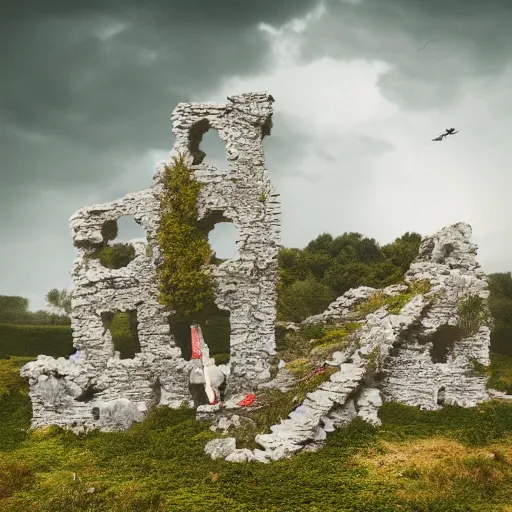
21,92,281,431
204,223,492,463
380,222,491,409
163,92,281,390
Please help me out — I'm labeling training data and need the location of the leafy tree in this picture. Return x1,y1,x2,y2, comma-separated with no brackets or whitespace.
322,262,373,296
277,278,335,323
381,232,422,272
45,289,72,315
278,248,313,286
302,251,333,280
487,272,512,355
336,245,359,264
0,296,29,323
305,233,333,253
326,232,363,258
488,296,512,329
368,260,403,288
488,273,512,303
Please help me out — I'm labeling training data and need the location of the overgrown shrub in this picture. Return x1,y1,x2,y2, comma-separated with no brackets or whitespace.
457,295,490,337
88,242,136,269
157,154,215,318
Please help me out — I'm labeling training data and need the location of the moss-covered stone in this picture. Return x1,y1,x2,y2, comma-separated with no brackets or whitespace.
232,365,338,449
354,279,432,318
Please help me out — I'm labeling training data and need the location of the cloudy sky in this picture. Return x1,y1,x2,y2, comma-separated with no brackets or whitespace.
2,0,512,310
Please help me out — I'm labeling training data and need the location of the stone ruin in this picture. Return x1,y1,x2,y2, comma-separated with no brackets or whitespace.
203,222,492,462
21,92,492,463
21,92,280,431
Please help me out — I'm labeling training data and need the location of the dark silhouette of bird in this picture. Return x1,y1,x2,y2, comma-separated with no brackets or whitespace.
432,128,459,141
417,39,439,52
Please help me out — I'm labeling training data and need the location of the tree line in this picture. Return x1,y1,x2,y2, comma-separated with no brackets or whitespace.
1,230,511,355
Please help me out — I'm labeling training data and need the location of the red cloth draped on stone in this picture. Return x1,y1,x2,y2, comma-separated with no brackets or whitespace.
237,393,256,407
191,326,202,359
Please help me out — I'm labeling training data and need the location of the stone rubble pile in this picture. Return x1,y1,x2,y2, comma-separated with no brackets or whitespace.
204,222,491,462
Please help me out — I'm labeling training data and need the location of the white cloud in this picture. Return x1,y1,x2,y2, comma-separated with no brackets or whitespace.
208,7,512,275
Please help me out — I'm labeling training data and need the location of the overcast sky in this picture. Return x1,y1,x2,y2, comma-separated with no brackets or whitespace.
1,0,512,311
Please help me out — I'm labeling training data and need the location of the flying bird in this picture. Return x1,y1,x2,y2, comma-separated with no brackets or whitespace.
432,128,459,141
417,39,439,52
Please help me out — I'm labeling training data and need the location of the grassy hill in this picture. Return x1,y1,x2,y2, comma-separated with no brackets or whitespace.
1,327,512,511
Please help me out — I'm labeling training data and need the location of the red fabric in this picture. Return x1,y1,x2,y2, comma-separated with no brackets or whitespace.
237,393,256,407
190,326,202,359
305,365,326,380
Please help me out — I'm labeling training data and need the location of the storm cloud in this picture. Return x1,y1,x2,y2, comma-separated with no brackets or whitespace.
1,0,511,309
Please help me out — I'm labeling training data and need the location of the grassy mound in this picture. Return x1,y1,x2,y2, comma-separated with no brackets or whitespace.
1,354,512,511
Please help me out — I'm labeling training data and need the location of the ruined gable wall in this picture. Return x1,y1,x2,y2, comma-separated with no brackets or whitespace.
380,223,491,410
21,92,281,431
163,92,281,389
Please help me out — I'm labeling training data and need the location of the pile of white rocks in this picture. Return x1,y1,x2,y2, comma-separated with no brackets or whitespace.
204,222,492,462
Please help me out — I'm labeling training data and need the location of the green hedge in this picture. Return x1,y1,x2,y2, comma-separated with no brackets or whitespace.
491,326,512,356
0,313,232,361
0,324,73,358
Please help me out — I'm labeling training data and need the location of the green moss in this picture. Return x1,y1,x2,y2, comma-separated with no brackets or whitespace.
86,242,137,270
309,322,362,356
285,357,311,377
157,154,215,318
354,280,432,318
457,294,490,337
408,279,432,295
1,380,512,511
387,292,415,314
353,291,390,317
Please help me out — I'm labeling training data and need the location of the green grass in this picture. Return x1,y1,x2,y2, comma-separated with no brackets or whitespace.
1,350,511,511
1,315,512,511
1,368,511,511
353,279,431,318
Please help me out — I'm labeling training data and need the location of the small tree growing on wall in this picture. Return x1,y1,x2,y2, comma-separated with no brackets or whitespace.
157,154,216,318
457,294,490,337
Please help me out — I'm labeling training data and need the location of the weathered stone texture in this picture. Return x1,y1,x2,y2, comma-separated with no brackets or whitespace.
205,222,492,462
380,222,491,409
21,92,280,431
